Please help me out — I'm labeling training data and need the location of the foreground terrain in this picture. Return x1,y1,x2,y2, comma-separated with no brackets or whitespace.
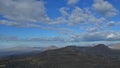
0,44,120,68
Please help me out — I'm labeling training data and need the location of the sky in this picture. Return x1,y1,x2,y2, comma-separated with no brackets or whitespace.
0,0,120,48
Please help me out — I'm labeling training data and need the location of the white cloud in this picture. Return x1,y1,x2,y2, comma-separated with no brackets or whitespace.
107,21,116,27
93,0,119,17
0,0,108,27
0,0,119,38
1,31,120,42
27,36,67,42
0,20,73,35
107,33,116,39
52,7,87,25
87,13,106,25
59,7,69,16
68,7,87,25
0,20,21,26
0,0,50,23
87,27,99,32
0,20,42,28
52,7,106,26
69,31,120,42
67,0,79,5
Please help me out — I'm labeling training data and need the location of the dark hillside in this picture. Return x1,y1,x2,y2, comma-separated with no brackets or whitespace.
0,44,120,68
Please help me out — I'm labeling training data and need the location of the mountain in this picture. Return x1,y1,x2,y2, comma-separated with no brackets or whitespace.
42,45,58,51
110,43,120,49
0,46,58,57
93,44,109,49
0,46,43,57
0,44,120,68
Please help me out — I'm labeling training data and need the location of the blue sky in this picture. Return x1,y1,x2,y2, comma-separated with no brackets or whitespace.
0,0,120,48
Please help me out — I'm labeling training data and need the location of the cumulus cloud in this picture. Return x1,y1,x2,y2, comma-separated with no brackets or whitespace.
67,0,79,5
107,33,116,39
86,10,106,25
0,0,50,23
68,7,87,25
93,0,119,17
59,7,69,16
0,0,108,27
106,32,120,41
0,0,119,40
52,7,106,26
107,21,116,27
0,0,118,27
87,27,99,32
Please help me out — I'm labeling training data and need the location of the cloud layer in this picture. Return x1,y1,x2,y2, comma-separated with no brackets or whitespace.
1,31,120,42
0,0,120,43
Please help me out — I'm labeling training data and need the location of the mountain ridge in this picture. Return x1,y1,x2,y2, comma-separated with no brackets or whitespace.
0,44,120,68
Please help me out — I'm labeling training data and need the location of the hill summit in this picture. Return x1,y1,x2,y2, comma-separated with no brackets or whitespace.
94,44,109,49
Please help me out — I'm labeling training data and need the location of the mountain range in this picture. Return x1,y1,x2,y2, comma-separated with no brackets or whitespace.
0,46,58,57
0,44,120,68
